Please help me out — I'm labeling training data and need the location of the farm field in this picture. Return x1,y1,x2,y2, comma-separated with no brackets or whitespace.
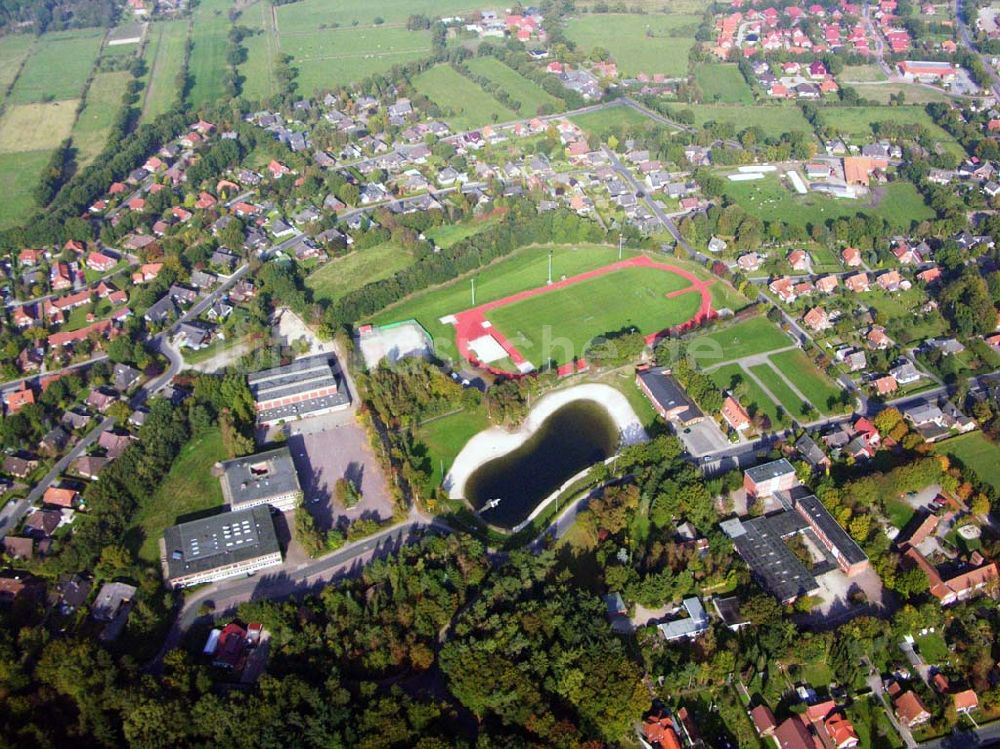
483,266,703,368
0,100,78,152
276,0,480,28
934,432,1000,495
413,64,516,130
694,63,753,104
720,174,934,230
688,103,814,139
238,0,277,101
749,362,809,419
465,56,561,115
188,0,232,106
0,150,51,230
564,13,699,77
0,34,35,97
817,105,964,158
8,28,103,104
128,427,226,563
140,19,189,121
709,362,785,428
71,72,130,166
685,317,792,364
571,105,657,136
306,243,416,302
769,349,843,414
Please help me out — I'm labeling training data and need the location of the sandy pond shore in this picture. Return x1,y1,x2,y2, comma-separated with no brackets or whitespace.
445,383,648,500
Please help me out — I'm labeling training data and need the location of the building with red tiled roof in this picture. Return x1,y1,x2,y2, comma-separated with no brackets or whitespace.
750,704,777,736
875,375,898,396
721,396,752,432
803,306,831,331
954,689,979,713
903,546,999,605
893,690,931,728
43,487,78,508
4,387,35,415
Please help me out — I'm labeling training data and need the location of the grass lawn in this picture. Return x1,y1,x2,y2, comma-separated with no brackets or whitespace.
769,349,843,414
853,82,953,105
413,64,516,130
70,72,129,166
885,498,916,529
848,700,905,749
720,173,934,230
863,287,948,341
809,245,841,272
915,633,949,663
0,34,35,98
0,150,50,230
841,64,888,82
750,362,810,419
484,266,702,368
63,299,113,332
571,105,659,136
685,317,792,365
8,28,103,104
416,409,491,488
710,363,785,427
818,105,964,158
689,103,813,139
306,243,415,302
238,0,277,101
129,427,227,563
695,63,753,104
372,244,652,352
0,100,78,152
564,13,699,77
188,0,232,106
934,432,1000,496
140,19,189,121
465,56,561,116
424,215,499,248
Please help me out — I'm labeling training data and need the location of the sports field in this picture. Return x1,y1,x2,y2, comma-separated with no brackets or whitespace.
695,63,753,104
0,150,51,229
188,0,232,106
688,103,813,139
140,19,189,121
720,173,934,230
307,243,416,302
769,349,842,414
685,317,791,365
7,28,103,104
413,65,516,130
481,263,707,369
0,34,35,97
465,56,561,115
935,432,1000,496
71,72,130,165
0,100,78,152
565,14,699,77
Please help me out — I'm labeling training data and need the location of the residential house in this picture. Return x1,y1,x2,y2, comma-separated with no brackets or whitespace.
893,690,932,728
803,306,832,331
721,396,752,432
845,272,870,293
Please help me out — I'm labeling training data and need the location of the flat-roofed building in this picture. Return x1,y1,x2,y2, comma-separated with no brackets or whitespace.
744,458,797,498
248,353,350,426
161,506,282,589
219,447,302,513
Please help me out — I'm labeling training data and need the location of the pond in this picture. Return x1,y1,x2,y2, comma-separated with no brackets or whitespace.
465,399,620,529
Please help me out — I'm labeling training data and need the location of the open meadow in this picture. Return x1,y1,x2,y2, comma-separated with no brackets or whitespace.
570,105,658,137
0,150,51,230
0,34,35,97
7,28,103,104
465,56,561,115
140,19,189,121
0,100,78,152
694,63,753,104
935,432,1000,496
687,103,813,139
71,71,130,166
238,0,277,101
307,243,416,302
187,0,232,106
817,105,964,159
412,64,515,130
275,0,480,27
565,13,699,77
684,317,792,364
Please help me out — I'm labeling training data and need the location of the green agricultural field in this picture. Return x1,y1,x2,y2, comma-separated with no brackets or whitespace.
709,363,784,427
0,100,78,152
852,82,953,105
565,13,699,77
935,432,1000,495
465,56,561,116
720,173,934,230
0,34,35,97
71,71,129,166
276,0,480,28
416,409,492,488
818,105,964,158
188,0,232,106
238,0,277,101
307,243,416,302
749,362,810,420
413,64,516,130
695,63,753,104
129,427,226,563
8,28,103,104
140,19,189,121
484,266,702,368
688,103,813,139
0,150,50,229
685,316,792,365
571,105,659,137
769,349,843,414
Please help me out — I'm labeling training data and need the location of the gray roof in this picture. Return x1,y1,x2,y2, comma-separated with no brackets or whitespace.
91,582,137,622
795,435,827,467
220,447,300,509
248,353,349,421
658,597,709,640
794,494,867,566
745,458,795,485
636,367,703,423
163,506,280,582
731,510,819,603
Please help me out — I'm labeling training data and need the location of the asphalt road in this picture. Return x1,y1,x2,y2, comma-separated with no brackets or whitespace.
956,0,1000,100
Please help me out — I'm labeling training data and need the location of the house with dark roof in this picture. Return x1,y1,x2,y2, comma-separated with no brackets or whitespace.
635,366,704,427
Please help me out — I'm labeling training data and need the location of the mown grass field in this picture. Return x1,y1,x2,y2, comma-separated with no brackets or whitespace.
769,349,842,414
688,103,814,139
465,56,561,115
71,71,129,165
484,266,702,368
749,362,809,419
129,427,226,563
0,34,35,97
424,215,500,248
852,82,953,105
695,63,753,104
0,100,78,152
0,150,50,229
276,0,480,27
935,432,1000,496
8,28,103,104
238,0,277,101
685,317,791,364
413,64,515,130
571,105,657,136
416,409,492,488
306,243,416,302
720,173,934,230
188,0,232,106
840,64,888,82
709,362,784,427
140,19,189,121
565,13,699,77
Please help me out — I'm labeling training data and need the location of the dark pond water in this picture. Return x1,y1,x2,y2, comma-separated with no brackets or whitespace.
465,399,619,529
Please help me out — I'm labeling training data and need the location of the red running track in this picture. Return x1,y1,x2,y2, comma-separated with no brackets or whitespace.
450,255,716,378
